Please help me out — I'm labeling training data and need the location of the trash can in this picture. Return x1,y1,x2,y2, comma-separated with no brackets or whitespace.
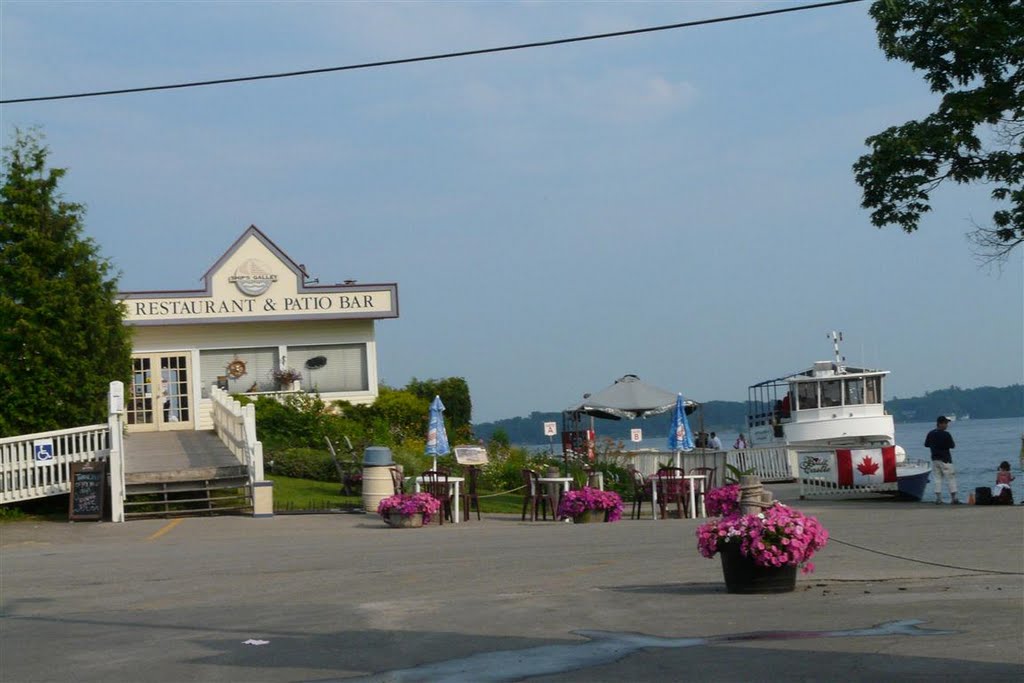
362,447,395,513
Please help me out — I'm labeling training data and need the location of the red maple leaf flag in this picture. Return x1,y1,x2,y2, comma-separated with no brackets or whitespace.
836,447,897,487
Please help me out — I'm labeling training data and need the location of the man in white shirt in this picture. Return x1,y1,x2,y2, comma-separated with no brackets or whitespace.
708,432,722,450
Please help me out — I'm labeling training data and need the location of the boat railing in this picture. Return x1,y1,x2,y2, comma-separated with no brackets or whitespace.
727,447,793,483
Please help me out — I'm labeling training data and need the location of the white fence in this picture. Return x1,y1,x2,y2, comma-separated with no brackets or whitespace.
0,424,111,504
728,447,795,483
600,447,792,488
210,387,265,485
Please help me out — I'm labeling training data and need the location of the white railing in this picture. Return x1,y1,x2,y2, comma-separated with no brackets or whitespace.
0,424,110,504
727,447,794,483
210,387,265,486
602,450,729,488
108,383,126,522
603,447,792,487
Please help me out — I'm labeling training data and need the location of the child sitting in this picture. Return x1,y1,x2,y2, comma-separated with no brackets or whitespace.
992,461,1015,505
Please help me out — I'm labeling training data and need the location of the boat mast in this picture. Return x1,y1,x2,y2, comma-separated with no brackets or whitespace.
829,330,845,372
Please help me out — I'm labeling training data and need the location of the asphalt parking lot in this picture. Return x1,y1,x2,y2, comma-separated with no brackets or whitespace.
2,487,1022,682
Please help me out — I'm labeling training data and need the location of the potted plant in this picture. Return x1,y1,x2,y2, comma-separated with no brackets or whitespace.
557,487,624,523
271,367,303,390
377,492,442,528
696,484,829,593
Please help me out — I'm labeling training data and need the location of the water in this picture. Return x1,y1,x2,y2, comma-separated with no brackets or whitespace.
524,417,1024,501
897,417,1024,500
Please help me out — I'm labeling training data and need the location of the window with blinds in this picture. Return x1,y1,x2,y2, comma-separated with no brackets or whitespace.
286,344,368,393
199,347,279,396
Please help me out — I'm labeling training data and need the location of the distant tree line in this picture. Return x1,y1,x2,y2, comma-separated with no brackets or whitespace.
887,384,1023,423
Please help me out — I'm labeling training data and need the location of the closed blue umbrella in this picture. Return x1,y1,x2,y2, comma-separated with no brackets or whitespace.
667,393,695,468
426,395,450,471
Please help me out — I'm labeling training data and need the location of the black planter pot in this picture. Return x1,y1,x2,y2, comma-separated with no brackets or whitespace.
719,543,797,594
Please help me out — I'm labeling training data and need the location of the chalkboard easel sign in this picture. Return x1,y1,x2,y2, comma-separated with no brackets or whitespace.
69,461,106,521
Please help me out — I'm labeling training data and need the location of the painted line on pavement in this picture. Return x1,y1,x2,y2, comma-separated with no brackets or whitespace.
147,518,183,541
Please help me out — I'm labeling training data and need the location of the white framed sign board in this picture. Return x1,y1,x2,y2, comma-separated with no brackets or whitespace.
630,428,643,443
454,446,488,465
543,422,557,437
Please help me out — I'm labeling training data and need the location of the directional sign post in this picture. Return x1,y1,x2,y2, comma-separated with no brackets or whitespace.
543,422,557,455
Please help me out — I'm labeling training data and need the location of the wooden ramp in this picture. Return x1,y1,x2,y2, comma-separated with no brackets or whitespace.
123,431,251,519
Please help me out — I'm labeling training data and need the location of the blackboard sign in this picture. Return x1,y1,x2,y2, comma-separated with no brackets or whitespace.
69,461,106,521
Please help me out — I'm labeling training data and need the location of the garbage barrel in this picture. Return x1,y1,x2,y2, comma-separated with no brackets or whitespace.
362,447,395,513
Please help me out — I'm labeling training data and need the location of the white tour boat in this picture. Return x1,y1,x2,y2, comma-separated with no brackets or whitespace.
746,332,931,500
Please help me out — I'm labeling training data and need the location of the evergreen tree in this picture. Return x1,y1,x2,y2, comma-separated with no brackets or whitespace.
0,129,132,436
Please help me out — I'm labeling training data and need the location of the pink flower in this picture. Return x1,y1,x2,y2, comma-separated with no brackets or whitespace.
377,492,442,523
694,500,828,572
556,487,624,522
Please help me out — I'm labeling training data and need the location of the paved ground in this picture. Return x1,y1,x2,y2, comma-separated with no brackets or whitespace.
2,484,1022,682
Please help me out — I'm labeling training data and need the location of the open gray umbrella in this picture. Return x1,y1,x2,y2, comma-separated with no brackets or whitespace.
568,374,680,420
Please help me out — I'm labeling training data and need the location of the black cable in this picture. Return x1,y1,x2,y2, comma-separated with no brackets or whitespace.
1,0,865,105
830,537,1024,576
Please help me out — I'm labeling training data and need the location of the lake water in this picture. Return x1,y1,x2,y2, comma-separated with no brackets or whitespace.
525,416,1024,502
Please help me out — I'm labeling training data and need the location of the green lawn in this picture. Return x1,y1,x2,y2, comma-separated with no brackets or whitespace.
268,474,525,514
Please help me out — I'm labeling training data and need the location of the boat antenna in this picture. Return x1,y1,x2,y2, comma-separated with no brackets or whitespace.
828,330,845,371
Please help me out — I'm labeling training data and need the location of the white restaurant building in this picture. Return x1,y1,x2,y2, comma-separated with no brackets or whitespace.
119,225,399,434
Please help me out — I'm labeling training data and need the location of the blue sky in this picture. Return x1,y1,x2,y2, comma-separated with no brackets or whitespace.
3,1,1021,423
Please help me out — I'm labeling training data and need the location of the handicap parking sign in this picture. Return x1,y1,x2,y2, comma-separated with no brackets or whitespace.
33,438,54,464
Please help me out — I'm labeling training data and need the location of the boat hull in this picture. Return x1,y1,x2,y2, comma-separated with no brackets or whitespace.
896,461,931,501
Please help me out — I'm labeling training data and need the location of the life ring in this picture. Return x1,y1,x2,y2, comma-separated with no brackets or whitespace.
227,359,247,379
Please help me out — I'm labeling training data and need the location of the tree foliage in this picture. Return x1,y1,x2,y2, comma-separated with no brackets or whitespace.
405,376,473,440
854,0,1023,261
0,129,133,436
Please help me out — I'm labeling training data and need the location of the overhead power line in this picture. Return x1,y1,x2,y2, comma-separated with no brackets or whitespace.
1,0,864,105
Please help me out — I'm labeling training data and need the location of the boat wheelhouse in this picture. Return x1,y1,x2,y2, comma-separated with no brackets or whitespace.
747,361,894,449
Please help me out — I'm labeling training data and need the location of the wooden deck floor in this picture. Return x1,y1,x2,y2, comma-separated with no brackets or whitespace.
124,430,240,475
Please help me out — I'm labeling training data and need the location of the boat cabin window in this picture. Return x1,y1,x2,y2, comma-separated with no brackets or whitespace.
821,380,841,407
865,376,881,404
796,382,818,409
844,378,864,405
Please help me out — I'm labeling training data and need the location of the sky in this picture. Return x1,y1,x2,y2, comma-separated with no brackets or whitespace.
2,0,1022,424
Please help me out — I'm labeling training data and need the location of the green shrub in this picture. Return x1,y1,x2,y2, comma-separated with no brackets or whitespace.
269,447,339,482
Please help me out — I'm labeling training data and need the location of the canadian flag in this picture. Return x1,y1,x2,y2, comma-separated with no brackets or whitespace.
836,446,897,486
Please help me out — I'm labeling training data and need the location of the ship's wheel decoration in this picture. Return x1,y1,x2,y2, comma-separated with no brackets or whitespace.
226,359,247,379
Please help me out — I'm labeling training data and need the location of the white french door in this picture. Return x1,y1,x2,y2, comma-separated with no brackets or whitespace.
127,353,193,432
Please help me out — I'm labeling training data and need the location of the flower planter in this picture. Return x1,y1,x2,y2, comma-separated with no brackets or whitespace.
719,542,797,594
572,509,608,524
557,487,624,523
384,512,424,528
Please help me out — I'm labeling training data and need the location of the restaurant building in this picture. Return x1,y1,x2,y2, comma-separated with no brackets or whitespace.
119,225,399,434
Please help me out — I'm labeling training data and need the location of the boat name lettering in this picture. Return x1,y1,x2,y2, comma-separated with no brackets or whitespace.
800,456,832,474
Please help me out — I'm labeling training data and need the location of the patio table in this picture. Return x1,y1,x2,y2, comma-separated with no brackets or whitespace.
411,476,465,524
649,473,707,520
